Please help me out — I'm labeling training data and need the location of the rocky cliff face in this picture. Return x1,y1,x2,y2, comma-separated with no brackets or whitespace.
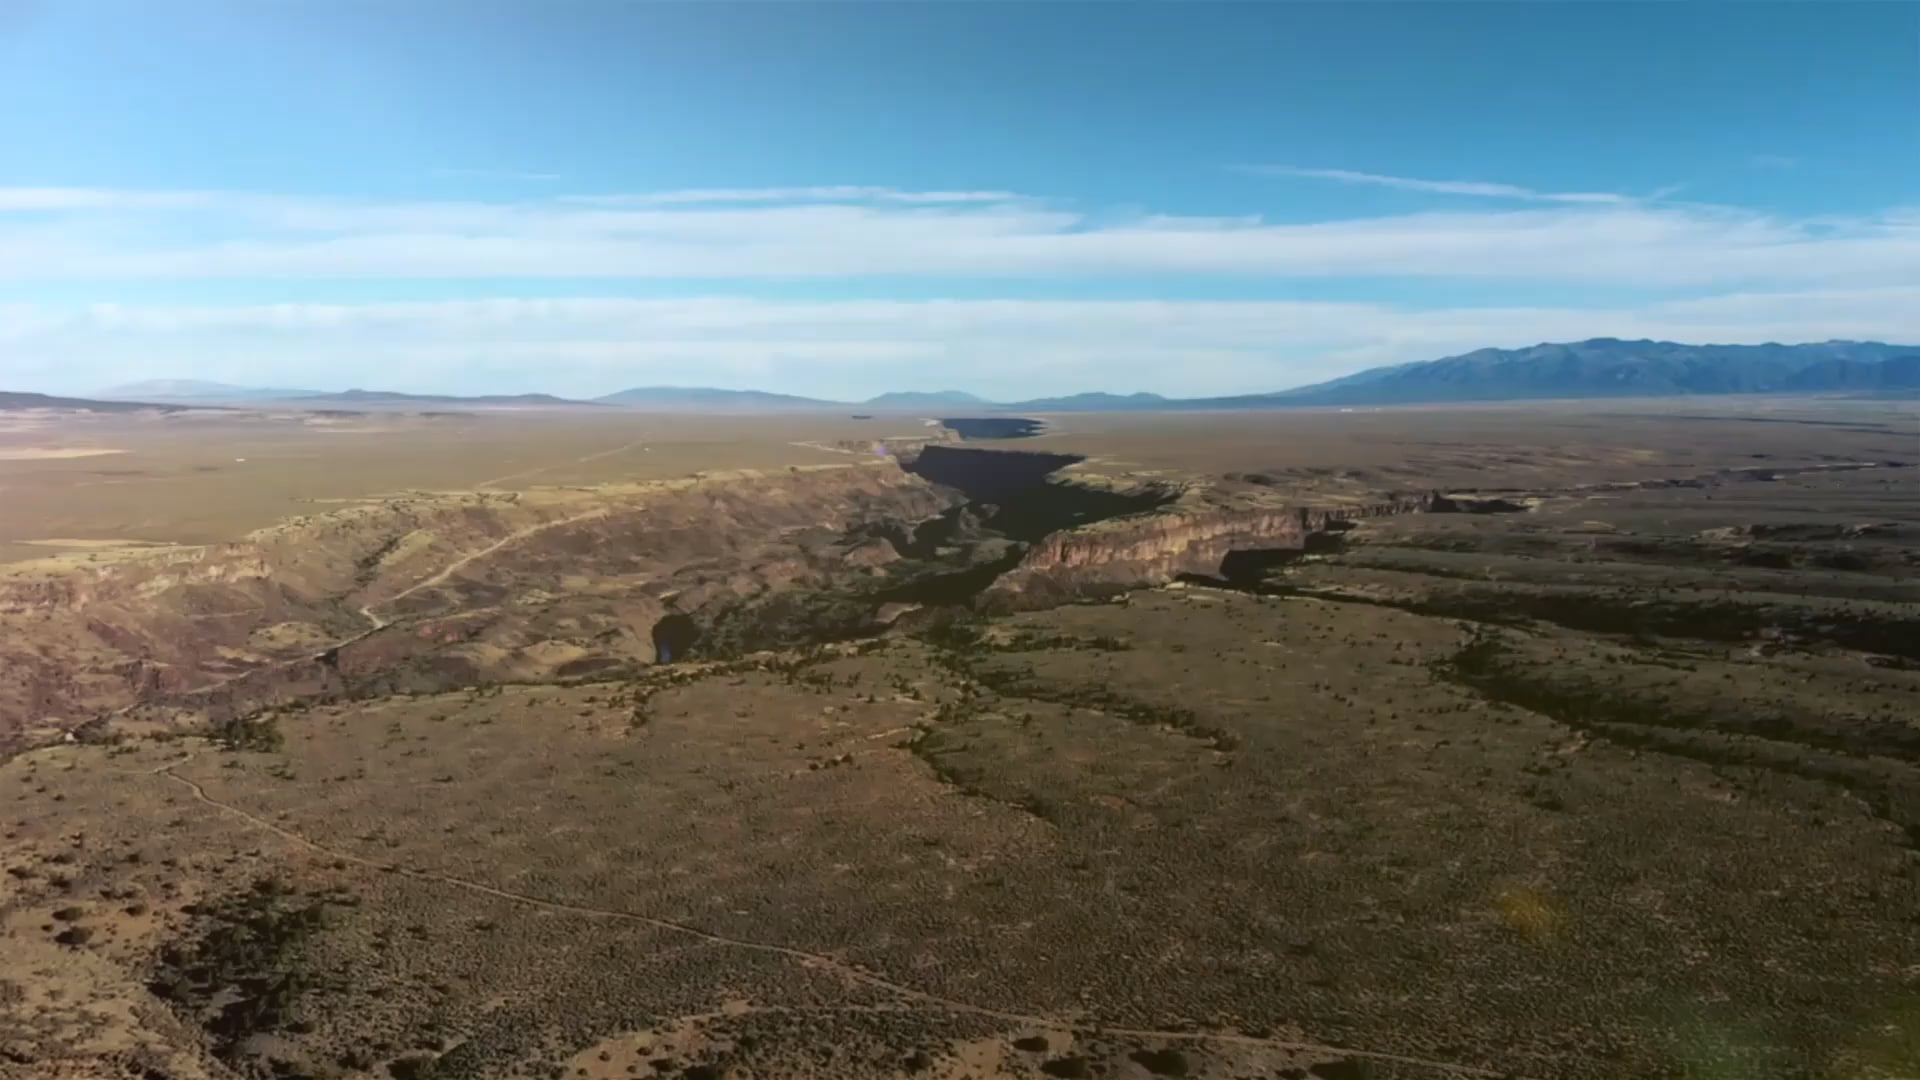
984,492,1435,608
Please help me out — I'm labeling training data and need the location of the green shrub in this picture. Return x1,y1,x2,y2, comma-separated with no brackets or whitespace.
210,712,284,753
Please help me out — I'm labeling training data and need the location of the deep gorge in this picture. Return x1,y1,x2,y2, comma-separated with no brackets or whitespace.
1,451,1439,750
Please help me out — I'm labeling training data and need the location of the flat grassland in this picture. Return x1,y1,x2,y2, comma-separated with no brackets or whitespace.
1038,398,1916,489
0,410,920,564
4,398,1909,563
2,398,1918,1080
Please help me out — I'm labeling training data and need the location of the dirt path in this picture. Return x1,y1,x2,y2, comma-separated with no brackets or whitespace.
368,505,612,614
118,506,611,713
152,754,1544,1080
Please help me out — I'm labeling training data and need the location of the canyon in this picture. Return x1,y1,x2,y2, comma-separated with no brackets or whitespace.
4,400,1918,1080
0,445,1446,754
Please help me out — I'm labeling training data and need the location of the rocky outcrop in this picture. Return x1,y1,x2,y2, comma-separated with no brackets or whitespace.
0,550,277,614
984,492,1435,609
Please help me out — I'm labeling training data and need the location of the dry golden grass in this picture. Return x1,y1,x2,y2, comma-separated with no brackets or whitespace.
0,410,915,561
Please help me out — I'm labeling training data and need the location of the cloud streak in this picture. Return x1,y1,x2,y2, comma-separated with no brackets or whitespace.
1242,165,1644,206
4,179,1915,397
0,185,1915,287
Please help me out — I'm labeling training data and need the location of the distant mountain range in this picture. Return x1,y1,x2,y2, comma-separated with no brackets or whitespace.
295,389,593,407
1260,339,1920,407
0,391,190,413
93,381,593,408
1006,391,1173,411
591,388,1182,411
97,379,322,402
60,340,1920,414
860,390,989,409
592,386,830,410
597,342,1919,409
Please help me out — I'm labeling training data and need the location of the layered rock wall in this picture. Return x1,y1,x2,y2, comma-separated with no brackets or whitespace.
985,492,1434,608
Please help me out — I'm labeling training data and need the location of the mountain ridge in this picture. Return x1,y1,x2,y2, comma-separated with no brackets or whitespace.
592,386,833,409
862,390,989,408
96,379,323,401
67,339,1920,413
299,389,598,407
1258,339,1920,406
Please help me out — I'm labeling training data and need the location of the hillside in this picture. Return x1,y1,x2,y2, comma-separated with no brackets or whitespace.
1261,339,1920,406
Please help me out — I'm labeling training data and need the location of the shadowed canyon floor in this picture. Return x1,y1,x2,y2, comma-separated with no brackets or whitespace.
3,401,1918,1080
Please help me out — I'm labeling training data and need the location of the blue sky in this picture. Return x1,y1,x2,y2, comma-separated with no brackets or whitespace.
1,2,1916,398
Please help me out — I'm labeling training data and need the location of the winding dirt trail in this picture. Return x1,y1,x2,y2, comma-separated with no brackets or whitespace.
115,505,614,715
368,504,613,614
151,753,1544,1080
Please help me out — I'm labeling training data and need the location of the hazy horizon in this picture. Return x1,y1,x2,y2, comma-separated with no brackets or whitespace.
4,4,1917,399
74,334,1919,406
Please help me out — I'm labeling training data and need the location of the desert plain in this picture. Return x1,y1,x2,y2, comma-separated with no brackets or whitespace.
2,397,1918,1080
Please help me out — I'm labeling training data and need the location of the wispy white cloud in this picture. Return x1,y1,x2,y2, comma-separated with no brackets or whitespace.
3,180,1916,397
7,289,1918,399
1241,165,1645,206
0,185,1916,287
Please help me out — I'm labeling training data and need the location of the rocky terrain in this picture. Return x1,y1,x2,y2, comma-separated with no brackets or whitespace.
0,443,1453,755
986,490,1436,610
0,463,956,751
3,405,1918,1080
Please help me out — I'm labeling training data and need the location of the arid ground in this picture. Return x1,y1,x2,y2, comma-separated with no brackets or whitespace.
3,399,1917,1080
0,408,933,565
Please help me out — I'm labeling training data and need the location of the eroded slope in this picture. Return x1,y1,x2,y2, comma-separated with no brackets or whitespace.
0,464,960,750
